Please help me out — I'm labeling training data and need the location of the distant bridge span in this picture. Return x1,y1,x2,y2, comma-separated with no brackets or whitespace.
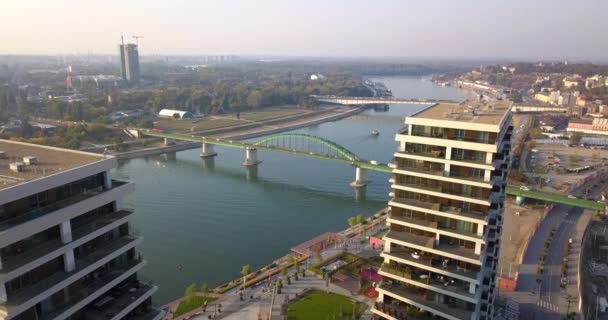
311,95,448,106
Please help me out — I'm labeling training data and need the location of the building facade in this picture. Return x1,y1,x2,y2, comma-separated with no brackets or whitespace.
0,140,161,320
119,44,140,84
373,101,512,320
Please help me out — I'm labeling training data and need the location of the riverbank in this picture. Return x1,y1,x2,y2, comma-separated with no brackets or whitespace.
160,206,389,319
112,106,364,160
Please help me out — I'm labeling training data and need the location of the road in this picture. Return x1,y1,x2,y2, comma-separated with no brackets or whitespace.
512,205,581,320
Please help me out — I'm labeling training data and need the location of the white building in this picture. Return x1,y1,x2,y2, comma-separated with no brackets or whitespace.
0,140,163,320
158,109,193,120
374,101,512,320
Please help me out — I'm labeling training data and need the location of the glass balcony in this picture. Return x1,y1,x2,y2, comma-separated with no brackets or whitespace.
379,282,474,320
40,259,145,320
385,247,479,282
1,210,133,276
389,213,481,240
2,235,140,308
390,196,489,222
83,281,156,320
380,262,474,300
0,180,128,232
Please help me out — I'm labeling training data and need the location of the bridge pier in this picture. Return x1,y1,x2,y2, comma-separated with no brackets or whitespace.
163,138,170,145
243,148,262,166
350,167,368,188
199,143,217,158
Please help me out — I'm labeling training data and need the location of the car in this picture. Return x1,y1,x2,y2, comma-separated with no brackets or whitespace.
568,195,577,199
520,186,530,191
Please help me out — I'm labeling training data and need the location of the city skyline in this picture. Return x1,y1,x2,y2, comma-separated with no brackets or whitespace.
2,0,607,61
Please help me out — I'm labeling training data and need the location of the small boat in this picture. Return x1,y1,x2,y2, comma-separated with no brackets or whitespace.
371,129,380,136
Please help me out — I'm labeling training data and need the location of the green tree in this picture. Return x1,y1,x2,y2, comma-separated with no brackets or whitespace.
348,216,357,227
510,90,523,103
185,283,197,302
355,214,364,224
200,283,209,295
241,264,251,292
247,91,263,109
569,132,582,145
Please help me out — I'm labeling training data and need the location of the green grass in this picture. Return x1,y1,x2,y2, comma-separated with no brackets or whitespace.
240,109,306,122
286,290,363,320
154,118,244,132
174,296,217,318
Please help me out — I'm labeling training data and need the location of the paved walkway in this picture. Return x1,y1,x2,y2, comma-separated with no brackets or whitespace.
183,221,385,320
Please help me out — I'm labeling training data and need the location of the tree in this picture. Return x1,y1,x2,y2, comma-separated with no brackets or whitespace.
246,91,263,109
185,283,197,302
347,216,357,227
569,132,582,145
200,283,209,295
355,214,364,225
240,264,251,293
510,90,523,103
280,266,287,282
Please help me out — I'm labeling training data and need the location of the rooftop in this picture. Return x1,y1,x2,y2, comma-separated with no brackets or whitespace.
0,140,107,190
411,100,511,125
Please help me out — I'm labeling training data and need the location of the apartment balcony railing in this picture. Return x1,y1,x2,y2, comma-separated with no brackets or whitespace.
40,259,145,320
379,283,473,320
0,180,128,232
3,235,140,308
83,281,156,320
380,262,475,301
384,249,478,282
1,210,134,276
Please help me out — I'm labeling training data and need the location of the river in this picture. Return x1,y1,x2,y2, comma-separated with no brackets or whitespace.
112,76,467,303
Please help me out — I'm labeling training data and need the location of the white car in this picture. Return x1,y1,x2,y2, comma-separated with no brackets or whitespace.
520,186,530,191
567,195,577,199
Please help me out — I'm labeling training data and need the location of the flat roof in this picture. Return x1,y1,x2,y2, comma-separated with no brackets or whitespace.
0,140,107,190
412,100,511,125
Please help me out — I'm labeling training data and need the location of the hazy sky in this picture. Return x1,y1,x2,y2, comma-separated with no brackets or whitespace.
1,0,606,60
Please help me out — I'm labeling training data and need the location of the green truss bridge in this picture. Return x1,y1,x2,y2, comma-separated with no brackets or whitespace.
139,129,606,211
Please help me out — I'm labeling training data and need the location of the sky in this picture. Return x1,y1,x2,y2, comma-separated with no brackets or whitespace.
1,0,606,61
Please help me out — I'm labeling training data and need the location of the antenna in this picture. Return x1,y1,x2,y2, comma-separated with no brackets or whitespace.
133,35,143,46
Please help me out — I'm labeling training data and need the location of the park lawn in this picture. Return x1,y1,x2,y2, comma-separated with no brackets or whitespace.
240,109,307,122
154,118,245,132
287,290,363,320
174,296,217,318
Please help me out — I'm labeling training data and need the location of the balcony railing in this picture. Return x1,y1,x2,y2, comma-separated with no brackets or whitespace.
3,235,140,307
385,248,479,281
83,281,156,320
1,210,134,275
379,283,473,320
0,180,128,232
40,259,145,320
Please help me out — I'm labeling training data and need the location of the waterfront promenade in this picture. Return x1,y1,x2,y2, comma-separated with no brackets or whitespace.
162,211,387,320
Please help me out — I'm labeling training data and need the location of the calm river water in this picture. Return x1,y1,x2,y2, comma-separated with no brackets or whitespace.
112,76,467,303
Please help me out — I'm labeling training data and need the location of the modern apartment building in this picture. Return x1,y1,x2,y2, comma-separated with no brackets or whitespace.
373,101,512,320
0,140,162,320
119,42,140,84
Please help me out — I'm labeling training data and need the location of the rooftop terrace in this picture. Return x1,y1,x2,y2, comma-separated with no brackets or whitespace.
0,140,107,190
411,100,511,125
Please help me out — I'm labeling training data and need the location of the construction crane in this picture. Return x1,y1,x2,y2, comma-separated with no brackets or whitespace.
132,35,143,46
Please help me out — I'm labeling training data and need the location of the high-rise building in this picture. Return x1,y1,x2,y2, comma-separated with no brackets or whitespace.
119,42,140,84
373,101,512,320
0,140,162,320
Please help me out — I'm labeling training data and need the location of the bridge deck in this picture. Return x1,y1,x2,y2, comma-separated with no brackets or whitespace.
139,129,605,211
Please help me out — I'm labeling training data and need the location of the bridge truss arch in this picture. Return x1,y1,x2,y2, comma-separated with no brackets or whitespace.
254,133,362,162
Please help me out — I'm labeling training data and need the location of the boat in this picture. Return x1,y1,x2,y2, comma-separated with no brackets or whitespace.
371,129,380,136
